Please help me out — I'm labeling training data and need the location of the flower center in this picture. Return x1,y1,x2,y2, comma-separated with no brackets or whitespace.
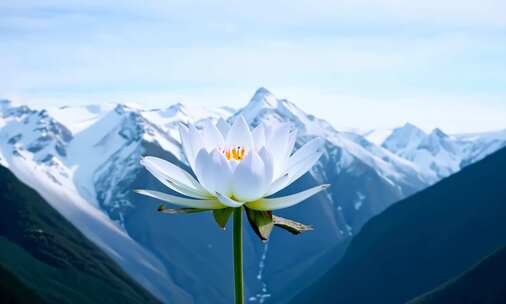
222,146,246,161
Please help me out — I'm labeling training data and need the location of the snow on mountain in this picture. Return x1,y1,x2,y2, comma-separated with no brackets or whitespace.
379,123,506,180
0,101,231,302
416,128,461,177
0,103,193,303
139,103,234,138
455,129,506,142
381,124,453,179
47,104,116,134
455,129,506,166
362,128,394,145
237,88,431,189
1,89,505,303
383,123,427,152
237,87,336,136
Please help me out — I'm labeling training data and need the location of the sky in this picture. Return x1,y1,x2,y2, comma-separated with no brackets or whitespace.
1,0,505,133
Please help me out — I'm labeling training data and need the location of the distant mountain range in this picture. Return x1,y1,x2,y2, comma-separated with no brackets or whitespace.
0,88,504,303
364,122,506,180
290,146,506,304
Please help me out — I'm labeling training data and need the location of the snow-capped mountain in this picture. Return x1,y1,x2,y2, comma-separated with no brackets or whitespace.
371,123,506,180
455,129,506,166
238,89,430,187
0,100,230,303
0,89,504,304
234,89,431,228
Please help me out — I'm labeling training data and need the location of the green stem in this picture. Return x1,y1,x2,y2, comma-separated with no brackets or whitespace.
233,207,244,304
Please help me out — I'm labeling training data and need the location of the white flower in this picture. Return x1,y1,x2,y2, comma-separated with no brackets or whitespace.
135,115,328,211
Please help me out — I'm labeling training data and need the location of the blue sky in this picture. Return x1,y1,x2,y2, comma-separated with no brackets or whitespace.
1,0,505,133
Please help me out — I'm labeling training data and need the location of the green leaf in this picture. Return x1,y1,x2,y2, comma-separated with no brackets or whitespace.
245,207,273,240
157,204,209,214
273,215,313,235
213,208,234,229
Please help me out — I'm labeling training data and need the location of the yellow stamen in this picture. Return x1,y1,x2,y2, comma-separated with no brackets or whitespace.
222,146,247,161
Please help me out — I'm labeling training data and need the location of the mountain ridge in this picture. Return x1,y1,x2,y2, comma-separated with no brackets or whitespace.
1,88,505,303
0,165,163,304
409,245,506,304
290,146,506,304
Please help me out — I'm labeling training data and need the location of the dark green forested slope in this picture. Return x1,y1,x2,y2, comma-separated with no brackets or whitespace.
409,246,506,304
291,147,506,304
0,263,45,304
0,166,161,304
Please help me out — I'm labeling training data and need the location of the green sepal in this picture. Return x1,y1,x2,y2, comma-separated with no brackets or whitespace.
245,207,273,241
273,215,313,235
158,204,210,214
213,208,234,229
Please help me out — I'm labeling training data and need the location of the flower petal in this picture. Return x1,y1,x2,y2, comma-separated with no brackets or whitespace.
266,149,323,196
179,124,193,165
264,124,275,143
277,131,297,176
193,149,213,192
226,115,253,149
215,192,244,208
141,156,208,192
266,123,291,177
134,189,224,209
265,138,323,196
286,131,297,157
141,157,210,199
264,173,289,196
258,147,274,192
252,124,266,150
179,124,205,170
188,124,205,155
232,150,267,201
246,184,330,211
201,119,225,150
216,118,230,137
285,144,323,184
194,148,233,196
287,138,323,169
289,149,323,179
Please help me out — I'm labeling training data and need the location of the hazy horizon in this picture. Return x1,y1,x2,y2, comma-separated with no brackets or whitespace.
3,86,504,135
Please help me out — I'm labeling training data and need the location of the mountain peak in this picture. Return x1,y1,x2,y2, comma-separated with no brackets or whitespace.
168,102,185,110
418,127,456,156
383,122,427,151
157,102,187,116
237,87,280,122
430,127,448,138
113,103,133,115
248,87,278,108
400,122,425,133
253,86,273,97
